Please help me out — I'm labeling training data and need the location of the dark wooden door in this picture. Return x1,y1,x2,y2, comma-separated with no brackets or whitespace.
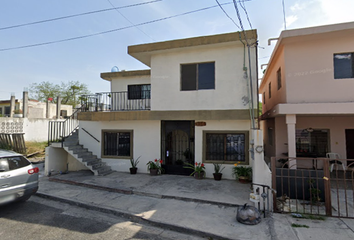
345,129,354,167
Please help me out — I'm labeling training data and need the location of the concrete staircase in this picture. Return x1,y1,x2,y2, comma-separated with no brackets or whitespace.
62,131,113,176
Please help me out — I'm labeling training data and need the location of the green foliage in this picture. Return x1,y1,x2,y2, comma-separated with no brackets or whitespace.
232,163,252,179
146,159,164,174
291,223,309,228
30,80,90,107
308,179,321,204
259,101,262,116
184,162,205,176
213,163,225,174
130,156,141,168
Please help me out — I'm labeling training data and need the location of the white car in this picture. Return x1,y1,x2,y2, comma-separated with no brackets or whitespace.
0,150,39,205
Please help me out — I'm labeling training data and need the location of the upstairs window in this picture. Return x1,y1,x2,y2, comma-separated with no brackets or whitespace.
263,92,266,104
128,84,151,99
334,53,354,79
268,82,271,99
277,68,282,90
181,62,215,91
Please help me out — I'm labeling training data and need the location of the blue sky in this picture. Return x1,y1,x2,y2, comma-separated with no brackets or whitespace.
1,0,354,100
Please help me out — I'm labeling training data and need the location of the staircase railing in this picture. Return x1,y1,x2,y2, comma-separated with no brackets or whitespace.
48,107,81,146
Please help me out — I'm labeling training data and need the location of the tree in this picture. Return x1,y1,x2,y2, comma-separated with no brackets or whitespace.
30,81,90,107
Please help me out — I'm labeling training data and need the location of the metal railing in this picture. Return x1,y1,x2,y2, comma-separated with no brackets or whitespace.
48,107,80,146
271,156,354,218
80,91,151,112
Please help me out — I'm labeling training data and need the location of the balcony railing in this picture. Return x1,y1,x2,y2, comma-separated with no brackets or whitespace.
80,91,151,112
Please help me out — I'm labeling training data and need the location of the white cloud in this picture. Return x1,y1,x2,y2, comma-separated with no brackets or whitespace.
286,15,298,27
320,0,354,24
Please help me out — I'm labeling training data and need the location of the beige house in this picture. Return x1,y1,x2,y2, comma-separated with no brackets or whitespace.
260,21,354,168
64,30,260,179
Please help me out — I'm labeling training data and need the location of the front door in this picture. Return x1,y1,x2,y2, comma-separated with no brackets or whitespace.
161,121,195,175
345,129,354,167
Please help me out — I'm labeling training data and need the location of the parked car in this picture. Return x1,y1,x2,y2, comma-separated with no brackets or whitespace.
0,150,39,205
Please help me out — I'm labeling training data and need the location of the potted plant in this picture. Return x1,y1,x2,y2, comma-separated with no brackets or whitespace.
129,156,140,174
232,162,252,183
146,159,164,175
184,162,205,179
213,163,225,181
13,109,23,118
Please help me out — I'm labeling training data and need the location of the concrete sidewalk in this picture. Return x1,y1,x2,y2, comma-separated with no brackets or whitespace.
36,171,354,240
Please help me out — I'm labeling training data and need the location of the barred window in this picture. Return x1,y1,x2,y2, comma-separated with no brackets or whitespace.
102,130,132,158
128,84,151,100
204,131,247,162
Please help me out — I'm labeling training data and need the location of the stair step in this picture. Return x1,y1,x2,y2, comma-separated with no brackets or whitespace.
72,148,88,154
85,159,100,165
77,152,94,158
91,162,106,170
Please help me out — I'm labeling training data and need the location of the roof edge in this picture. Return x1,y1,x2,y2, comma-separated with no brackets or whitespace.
101,69,151,81
128,29,257,54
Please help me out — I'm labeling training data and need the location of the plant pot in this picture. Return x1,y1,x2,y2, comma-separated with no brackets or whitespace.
150,169,158,176
130,167,137,174
194,172,204,180
213,173,222,181
238,176,250,183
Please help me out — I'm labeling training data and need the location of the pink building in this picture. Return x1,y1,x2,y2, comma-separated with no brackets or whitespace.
260,22,354,168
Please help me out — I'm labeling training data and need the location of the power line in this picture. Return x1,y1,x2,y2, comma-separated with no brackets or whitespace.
215,0,241,30
0,0,162,31
239,0,253,29
106,0,155,41
0,2,234,52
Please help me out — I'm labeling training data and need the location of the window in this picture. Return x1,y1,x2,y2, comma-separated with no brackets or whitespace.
263,92,266,105
5,106,10,115
0,156,31,172
277,68,282,90
128,84,151,99
204,131,248,163
102,130,133,158
296,129,328,157
268,82,271,99
181,62,215,91
334,53,354,79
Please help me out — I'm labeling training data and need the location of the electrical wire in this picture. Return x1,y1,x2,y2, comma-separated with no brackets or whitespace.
0,0,162,31
106,0,155,41
215,0,241,30
239,0,253,29
0,2,234,52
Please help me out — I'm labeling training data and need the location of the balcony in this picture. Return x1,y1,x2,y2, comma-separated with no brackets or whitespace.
80,91,151,112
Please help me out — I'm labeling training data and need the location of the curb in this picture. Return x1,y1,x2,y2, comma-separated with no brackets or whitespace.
49,177,241,208
35,192,236,240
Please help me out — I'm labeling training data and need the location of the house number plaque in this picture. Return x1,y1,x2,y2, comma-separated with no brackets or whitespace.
195,122,206,127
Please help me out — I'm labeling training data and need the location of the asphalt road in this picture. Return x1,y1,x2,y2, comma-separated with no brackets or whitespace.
0,196,203,240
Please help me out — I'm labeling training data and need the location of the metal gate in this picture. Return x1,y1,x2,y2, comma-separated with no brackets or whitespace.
271,157,354,218
161,121,194,175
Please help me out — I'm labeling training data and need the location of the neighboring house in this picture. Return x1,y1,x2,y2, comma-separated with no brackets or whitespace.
0,92,73,142
259,22,354,168
47,30,259,179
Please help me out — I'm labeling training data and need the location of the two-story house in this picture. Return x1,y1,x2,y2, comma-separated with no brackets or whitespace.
260,22,354,168
48,30,258,179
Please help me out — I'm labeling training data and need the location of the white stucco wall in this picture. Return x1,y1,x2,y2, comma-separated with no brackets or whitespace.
79,120,161,173
79,119,252,179
195,119,252,180
0,117,63,142
150,43,258,111
110,75,150,92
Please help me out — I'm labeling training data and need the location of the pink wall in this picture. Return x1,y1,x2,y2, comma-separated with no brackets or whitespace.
285,31,354,103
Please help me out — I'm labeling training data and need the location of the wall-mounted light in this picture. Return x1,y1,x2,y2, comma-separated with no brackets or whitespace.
306,128,314,132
